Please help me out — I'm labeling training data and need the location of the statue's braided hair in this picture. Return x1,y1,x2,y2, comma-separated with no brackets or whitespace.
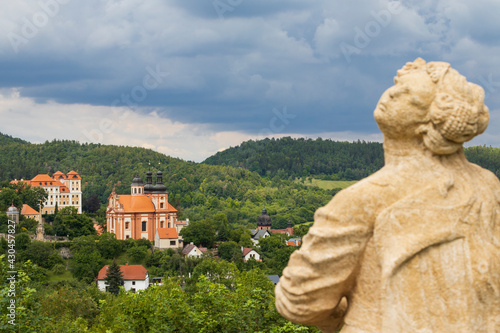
397,58,489,154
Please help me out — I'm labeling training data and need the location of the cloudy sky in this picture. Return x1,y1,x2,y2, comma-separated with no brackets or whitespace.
1,0,499,162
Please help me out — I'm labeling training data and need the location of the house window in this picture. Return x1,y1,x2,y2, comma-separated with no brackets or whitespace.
125,222,130,229
130,288,136,293
170,241,176,246
142,221,147,232
132,281,136,285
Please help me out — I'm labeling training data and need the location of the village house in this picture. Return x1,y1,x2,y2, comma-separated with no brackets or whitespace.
271,220,294,237
97,263,149,292
21,204,41,223
154,227,182,250
181,243,206,258
286,237,302,247
242,247,261,262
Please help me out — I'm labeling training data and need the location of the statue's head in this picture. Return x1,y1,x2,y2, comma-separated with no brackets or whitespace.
374,58,489,154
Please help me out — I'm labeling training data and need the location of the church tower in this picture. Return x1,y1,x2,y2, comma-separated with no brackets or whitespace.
257,208,272,230
131,175,144,195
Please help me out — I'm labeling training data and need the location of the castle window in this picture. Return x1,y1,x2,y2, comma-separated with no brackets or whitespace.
168,222,171,228
125,222,130,229
160,221,164,228
142,221,147,232
160,203,164,208
134,188,137,194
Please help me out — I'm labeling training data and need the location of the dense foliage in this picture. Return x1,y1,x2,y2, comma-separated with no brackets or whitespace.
204,136,500,180
0,254,320,332
203,137,385,180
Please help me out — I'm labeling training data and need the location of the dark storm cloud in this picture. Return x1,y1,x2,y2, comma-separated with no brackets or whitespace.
0,0,499,143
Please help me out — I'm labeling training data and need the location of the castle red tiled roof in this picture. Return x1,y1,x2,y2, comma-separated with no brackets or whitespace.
53,171,66,179
167,203,178,212
31,174,56,183
97,264,148,280
21,204,39,215
67,170,81,179
156,228,178,239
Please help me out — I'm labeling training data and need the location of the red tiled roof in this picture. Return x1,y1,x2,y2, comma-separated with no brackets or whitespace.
242,247,256,256
31,174,56,182
10,180,31,186
21,204,39,215
67,170,81,179
97,264,148,280
53,171,66,179
116,195,155,213
271,227,293,235
175,220,187,225
167,203,178,212
157,228,178,239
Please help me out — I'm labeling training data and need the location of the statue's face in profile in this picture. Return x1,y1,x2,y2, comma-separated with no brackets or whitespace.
374,70,435,138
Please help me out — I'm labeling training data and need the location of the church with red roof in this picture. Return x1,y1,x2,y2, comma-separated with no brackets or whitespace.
106,171,186,248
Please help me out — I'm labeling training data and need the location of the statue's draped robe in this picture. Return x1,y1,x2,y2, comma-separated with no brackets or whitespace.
276,165,500,333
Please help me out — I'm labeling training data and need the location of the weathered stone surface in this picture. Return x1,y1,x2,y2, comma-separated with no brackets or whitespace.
275,58,500,332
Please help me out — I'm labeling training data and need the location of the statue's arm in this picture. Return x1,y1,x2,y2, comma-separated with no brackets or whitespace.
275,189,373,331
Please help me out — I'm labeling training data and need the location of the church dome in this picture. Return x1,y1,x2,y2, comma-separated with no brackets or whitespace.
153,184,167,192
131,175,144,185
7,205,18,213
153,170,167,192
257,208,272,227
144,171,154,193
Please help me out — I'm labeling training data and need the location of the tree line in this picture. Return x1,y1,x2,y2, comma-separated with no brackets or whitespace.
203,136,500,180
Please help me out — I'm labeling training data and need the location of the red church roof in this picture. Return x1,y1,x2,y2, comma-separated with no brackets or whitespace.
116,195,155,213
97,264,148,280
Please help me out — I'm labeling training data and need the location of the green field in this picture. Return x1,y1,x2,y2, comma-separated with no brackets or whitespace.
47,269,75,283
299,178,358,190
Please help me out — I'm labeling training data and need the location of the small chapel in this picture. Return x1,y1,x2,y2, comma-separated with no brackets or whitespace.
106,171,184,246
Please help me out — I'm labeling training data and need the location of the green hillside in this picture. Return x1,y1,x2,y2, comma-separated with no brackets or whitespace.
0,133,334,229
203,137,500,179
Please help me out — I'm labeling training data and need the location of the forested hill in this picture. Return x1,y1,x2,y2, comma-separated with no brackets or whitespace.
203,137,500,180
0,133,334,228
0,131,28,145
203,137,384,180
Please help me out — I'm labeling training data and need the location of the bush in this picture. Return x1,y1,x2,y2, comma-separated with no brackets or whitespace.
53,263,66,275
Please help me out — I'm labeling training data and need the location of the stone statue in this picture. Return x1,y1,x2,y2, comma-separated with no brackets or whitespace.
275,58,500,332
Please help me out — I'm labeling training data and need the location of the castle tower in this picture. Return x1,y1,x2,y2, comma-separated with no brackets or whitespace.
131,175,144,195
